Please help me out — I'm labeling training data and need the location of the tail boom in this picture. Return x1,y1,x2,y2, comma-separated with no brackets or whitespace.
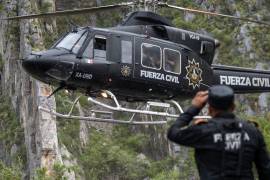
212,65,270,93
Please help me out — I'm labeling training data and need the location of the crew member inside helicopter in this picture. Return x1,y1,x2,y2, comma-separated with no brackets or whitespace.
142,44,161,69
164,49,180,73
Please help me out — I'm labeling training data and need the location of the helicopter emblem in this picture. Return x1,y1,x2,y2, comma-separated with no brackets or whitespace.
121,65,131,77
185,59,203,89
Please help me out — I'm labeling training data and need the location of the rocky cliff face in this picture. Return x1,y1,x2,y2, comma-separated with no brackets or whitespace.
0,0,66,179
55,0,96,10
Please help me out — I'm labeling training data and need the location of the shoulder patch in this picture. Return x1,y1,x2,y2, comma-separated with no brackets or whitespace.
247,120,259,128
193,119,208,125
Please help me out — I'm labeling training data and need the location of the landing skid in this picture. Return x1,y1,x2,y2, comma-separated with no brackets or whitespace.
39,90,211,125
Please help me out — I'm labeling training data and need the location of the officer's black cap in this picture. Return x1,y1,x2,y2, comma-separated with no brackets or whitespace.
208,85,234,110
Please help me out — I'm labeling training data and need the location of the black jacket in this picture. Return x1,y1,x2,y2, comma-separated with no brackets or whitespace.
167,106,270,180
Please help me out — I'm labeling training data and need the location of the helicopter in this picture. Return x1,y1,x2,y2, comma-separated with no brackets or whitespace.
2,1,270,124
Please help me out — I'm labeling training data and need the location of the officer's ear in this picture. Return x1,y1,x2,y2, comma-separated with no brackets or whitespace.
208,105,217,117
229,103,235,112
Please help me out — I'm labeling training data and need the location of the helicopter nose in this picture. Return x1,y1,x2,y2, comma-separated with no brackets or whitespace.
22,55,39,76
22,52,75,83
22,53,54,81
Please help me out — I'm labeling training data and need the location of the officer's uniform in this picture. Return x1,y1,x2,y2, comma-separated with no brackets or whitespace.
167,86,270,180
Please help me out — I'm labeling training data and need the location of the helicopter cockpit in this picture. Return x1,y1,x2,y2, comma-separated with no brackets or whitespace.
53,28,110,62
54,29,88,54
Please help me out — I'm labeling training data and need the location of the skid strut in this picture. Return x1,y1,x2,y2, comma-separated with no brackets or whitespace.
39,90,211,125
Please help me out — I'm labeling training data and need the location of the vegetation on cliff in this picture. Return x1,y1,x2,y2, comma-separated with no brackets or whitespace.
0,95,25,179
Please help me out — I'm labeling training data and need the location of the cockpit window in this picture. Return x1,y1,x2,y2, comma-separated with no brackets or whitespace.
82,35,107,61
72,32,87,54
141,43,161,70
82,39,93,58
56,30,86,52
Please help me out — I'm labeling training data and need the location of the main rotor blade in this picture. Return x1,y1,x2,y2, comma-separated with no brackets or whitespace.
1,3,133,20
159,3,270,26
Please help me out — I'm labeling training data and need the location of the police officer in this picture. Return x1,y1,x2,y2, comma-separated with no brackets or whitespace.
167,85,270,180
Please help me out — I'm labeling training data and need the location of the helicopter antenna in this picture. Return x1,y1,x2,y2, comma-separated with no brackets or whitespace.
132,0,158,12
144,0,151,11
64,17,79,32
158,2,270,26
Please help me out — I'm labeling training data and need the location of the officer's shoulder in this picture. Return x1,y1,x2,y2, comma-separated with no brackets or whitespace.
193,119,209,126
238,119,260,133
238,119,259,128
240,120,263,140
246,120,259,128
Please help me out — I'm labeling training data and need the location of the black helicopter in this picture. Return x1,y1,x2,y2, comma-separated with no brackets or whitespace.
2,1,270,123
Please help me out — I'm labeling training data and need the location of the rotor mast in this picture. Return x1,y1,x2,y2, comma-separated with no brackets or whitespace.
134,0,159,12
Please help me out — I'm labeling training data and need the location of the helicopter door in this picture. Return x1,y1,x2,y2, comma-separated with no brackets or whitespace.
78,34,109,88
108,35,133,79
94,35,107,61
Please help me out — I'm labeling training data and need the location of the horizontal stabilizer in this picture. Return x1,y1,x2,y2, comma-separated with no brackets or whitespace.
212,65,270,93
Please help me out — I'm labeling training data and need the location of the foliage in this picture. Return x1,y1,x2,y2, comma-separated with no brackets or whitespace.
35,163,76,180
0,95,26,178
55,92,81,155
58,123,181,180
250,26,270,61
57,118,81,155
0,161,22,180
245,116,270,150
0,95,24,152
79,129,149,180
5,16,20,47
151,169,180,180
147,156,178,178
35,167,48,180
0,3,3,12
51,163,68,180
112,125,149,152
39,2,52,13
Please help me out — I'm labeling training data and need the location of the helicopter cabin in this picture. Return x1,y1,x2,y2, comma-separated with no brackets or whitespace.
115,11,219,65
50,26,212,99
113,25,219,66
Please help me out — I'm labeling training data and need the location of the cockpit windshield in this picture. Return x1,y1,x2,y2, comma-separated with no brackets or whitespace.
56,30,87,53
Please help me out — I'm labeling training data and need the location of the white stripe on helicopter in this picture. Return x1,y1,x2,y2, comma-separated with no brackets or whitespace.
220,75,270,87
140,70,180,84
